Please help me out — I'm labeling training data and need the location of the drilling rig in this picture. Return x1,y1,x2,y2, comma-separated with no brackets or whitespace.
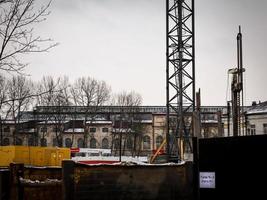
228,26,245,137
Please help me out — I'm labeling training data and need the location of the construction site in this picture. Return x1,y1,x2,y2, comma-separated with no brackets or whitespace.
1,0,267,200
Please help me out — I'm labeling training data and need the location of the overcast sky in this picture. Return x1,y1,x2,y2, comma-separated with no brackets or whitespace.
25,0,267,106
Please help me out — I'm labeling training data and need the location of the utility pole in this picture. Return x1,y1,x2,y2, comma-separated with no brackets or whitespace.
166,0,195,161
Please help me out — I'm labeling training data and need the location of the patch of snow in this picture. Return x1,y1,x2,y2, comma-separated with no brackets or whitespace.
64,128,84,133
19,177,61,185
86,121,112,124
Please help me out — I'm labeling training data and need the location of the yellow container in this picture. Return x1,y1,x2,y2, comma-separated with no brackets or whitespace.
30,147,45,166
0,146,15,167
14,146,31,165
0,146,70,167
43,147,70,166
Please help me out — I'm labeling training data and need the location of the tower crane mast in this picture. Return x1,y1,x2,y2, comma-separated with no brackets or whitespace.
166,0,195,161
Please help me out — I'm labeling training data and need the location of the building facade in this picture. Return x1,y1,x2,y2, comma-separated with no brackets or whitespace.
246,101,267,135
0,105,241,156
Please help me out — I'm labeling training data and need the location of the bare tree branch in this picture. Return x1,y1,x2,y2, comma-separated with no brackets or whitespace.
0,0,58,73
2,76,67,104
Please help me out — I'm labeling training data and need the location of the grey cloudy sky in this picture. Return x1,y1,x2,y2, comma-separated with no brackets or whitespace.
26,0,267,106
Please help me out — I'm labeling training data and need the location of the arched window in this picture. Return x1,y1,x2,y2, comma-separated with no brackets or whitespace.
65,138,72,148
53,138,59,147
156,136,163,148
90,138,97,148
143,135,151,150
3,138,10,146
114,138,120,149
28,137,34,146
77,138,84,148
40,138,47,147
15,138,23,146
102,138,109,149
126,138,133,149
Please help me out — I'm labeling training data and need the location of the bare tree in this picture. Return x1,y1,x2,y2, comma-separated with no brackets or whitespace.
35,76,70,147
53,76,71,147
114,91,142,107
0,74,8,145
0,74,8,116
5,75,33,144
33,76,56,145
0,0,57,73
7,75,33,119
0,74,63,146
95,80,111,106
35,76,58,106
111,91,143,157
71,76,111,147
70,77,98,107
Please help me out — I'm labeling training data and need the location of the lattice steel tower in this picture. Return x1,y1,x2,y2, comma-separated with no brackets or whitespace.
166,0,195,161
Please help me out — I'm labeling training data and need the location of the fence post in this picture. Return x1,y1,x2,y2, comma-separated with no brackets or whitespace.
9,163,24,200
193,137,199,200
62,160,75,200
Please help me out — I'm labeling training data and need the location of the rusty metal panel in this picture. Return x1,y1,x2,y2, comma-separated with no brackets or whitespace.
63,161,194,200
22,183,62,200
9,164,62,200
22,166,62,200
23,166,62,181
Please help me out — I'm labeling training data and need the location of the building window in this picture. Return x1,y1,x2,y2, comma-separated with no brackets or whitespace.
77,138,84,148
102,127,109,132
3,138,10,146
28,137,34,146
40,138,47,147
114,139,120,149
102,138,109,149
156,136,163,148
250,124,256,135
53,138,59,147
90,138,97,148
126,138,133,149
143,135,151,150
65,138,72,148
3,126,10,132
89,128,96,133
15,138,23,145
53,127,60,132
263,124,267,134
41,127,47,132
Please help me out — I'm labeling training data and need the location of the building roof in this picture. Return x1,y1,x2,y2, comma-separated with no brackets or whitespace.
246,101,267,115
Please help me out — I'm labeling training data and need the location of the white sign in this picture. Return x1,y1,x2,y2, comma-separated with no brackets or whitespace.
199,172,216,189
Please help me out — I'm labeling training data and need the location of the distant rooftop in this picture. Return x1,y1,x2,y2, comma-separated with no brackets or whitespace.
246,101,267,115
